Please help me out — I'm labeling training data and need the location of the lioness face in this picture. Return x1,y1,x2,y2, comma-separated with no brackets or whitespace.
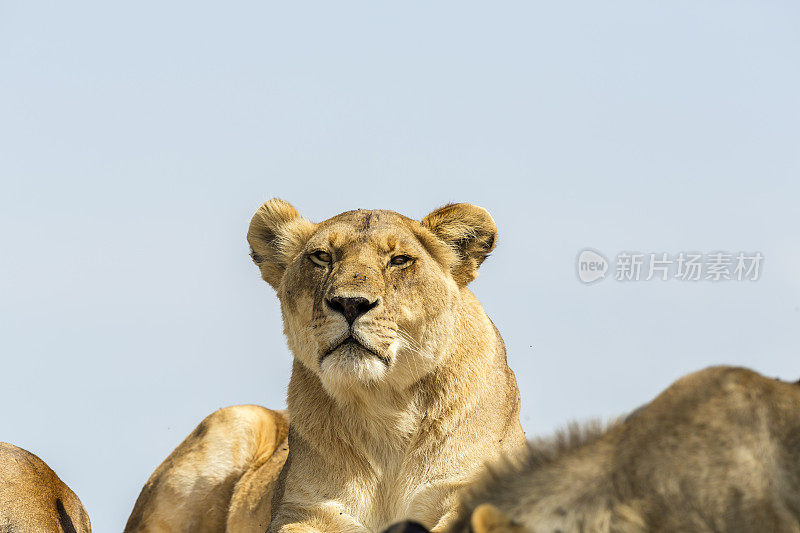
279,209,460,396
248,200,496,399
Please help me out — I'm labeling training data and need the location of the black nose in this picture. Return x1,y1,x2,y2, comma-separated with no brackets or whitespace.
382,522,430,533
326,296,378,325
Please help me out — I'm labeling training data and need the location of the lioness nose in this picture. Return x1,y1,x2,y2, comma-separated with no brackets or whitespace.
326,296,378,325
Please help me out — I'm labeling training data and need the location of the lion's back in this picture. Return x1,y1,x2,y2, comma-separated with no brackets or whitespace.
0,442,92,532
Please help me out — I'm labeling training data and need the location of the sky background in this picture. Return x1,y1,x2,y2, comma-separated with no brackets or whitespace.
2,2,799,531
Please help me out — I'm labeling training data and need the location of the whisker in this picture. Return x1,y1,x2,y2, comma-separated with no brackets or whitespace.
397,328,423,350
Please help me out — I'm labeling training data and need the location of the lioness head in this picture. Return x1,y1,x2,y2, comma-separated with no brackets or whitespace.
247,199,496,400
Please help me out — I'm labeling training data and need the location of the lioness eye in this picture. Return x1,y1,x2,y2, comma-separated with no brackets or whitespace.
390,255,411,266
310,251,332,266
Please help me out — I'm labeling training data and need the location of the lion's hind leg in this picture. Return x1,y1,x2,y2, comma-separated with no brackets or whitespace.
125,405,289,533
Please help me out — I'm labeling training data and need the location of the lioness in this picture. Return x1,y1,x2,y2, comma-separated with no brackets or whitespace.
126,200,525,532
0,442,92,532
387,366,800,533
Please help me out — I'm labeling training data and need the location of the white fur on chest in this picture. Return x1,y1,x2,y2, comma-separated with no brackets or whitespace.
353,475,454,532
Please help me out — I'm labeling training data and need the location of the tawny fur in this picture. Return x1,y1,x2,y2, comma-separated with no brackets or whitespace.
125,200,526,532
0,442,92,532
446,366,800,533
125,405,288,533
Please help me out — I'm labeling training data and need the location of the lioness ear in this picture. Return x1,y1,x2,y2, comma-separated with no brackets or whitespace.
421,203,497,285
247,198,316,289
470,503,526,533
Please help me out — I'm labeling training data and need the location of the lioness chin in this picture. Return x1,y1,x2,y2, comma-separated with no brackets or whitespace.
125,200,525,533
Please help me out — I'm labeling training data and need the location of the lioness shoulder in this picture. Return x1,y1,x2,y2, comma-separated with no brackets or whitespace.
0,442,92,532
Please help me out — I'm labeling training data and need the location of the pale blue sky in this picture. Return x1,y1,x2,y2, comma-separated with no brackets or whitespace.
1,2,799,531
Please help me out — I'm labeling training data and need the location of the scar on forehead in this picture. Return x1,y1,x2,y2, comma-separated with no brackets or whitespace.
356,212,377,232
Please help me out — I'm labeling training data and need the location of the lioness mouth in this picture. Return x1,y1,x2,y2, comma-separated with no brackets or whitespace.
322,336,389,365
